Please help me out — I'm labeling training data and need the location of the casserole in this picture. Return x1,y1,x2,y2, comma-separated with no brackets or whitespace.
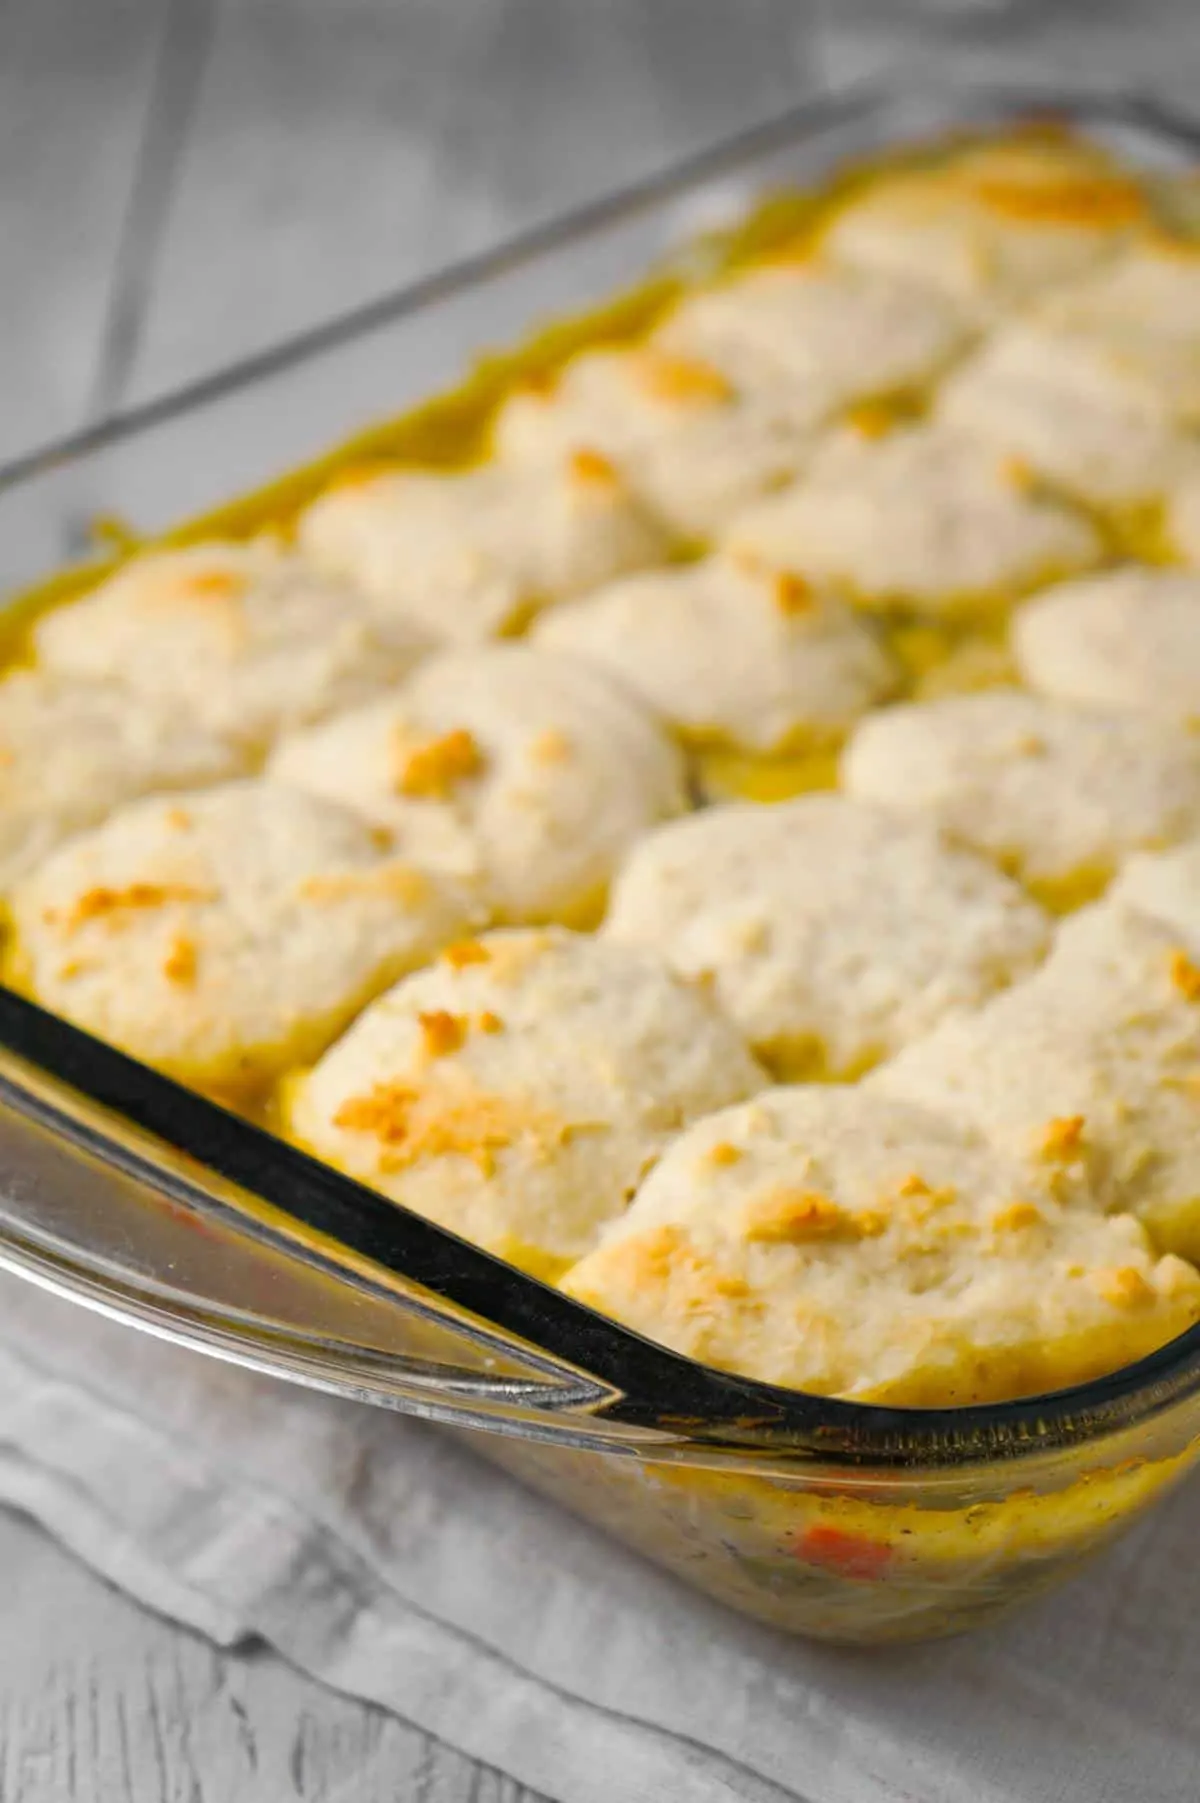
5,79,1200,1643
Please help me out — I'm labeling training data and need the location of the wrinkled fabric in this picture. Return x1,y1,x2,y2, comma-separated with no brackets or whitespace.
0,1276,1196,1803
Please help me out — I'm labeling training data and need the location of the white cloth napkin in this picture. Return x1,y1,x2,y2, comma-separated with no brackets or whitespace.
0,1272,1198,1803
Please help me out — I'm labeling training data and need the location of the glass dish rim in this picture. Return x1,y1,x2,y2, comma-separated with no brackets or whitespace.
5,73,1200,1469
7,74,1200,496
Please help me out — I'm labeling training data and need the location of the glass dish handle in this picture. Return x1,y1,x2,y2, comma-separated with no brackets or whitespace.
0,1020,626,1425
0,988,845,1443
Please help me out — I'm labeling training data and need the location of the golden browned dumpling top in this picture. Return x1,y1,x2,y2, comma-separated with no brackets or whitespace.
11,780,480,1097
564,1084,1199,1404
286,927,765,1277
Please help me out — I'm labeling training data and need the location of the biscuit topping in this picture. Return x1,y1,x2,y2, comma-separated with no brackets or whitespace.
19,126,1200,1414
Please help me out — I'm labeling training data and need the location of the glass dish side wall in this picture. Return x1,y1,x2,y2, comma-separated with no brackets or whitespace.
8,1017,1200,1645
12,82,1199,593
4,82,1200,1646
482,1399,1200,1643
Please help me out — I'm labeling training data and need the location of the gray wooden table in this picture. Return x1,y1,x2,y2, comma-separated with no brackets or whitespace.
2,2,1200,1797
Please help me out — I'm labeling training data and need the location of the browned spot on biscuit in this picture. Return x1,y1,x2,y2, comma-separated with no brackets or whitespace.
396,728,486,799
177,569,249,603
478,931,556,986
442,939,491,970
589,1224,752,1316
1170,948,1200,1002
1040,1114,1085,1159
742,1186,879,1243
419,1009,469,1058
968,172,1146,227
895,1175,957,1224
636,351,731,407
568,447,621,488
162,934,198,986
333,1078,569,1178
992,1199,1043,1233
773,572,815,617
333,1080,419,1143
846,400,898,441
52,882,214,936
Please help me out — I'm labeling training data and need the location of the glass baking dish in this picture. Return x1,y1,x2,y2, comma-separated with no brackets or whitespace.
4,77,1200,1646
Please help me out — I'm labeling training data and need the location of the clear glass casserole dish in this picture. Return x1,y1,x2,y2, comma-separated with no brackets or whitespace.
4,77,1200,1646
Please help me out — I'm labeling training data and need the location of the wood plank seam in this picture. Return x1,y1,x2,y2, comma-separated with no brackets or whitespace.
84,0,216,428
